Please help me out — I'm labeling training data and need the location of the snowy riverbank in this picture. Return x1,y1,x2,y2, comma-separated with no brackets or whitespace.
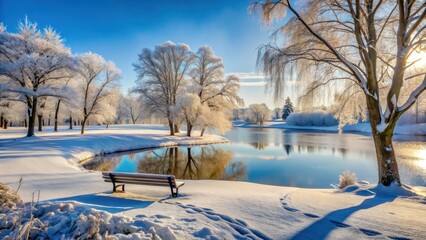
1,125,426,239
235,120,426,136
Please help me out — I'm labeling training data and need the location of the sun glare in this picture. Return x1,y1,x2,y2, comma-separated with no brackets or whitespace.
416,148,426,159
415,148,426,170
408,50,426,69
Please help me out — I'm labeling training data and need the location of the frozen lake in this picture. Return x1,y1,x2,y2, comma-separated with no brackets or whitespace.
83,127,426,188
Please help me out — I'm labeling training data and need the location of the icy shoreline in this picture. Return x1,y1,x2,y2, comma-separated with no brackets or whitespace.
0,125,228,167
235,121,426,136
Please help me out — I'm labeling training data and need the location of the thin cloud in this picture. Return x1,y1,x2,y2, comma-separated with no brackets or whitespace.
240,81,267,87
227,72,266,79
228,72,268,86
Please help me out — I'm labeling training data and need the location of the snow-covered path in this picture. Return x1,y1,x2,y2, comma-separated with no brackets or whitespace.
1,125,426,239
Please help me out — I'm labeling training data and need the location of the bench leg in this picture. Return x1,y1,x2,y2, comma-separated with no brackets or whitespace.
112,182,125,193
168,177,178,198
171,188,179,198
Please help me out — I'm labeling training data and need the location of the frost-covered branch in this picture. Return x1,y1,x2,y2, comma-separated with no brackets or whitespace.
398,74,426,113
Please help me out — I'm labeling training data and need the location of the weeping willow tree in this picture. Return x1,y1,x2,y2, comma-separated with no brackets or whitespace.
251,0,426,186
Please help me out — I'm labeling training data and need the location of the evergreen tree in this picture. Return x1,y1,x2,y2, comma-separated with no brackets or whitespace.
282,97,294,119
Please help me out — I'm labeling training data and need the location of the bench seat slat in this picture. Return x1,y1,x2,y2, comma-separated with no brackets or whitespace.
102,172,175,180
102,178,175,185
103,176,172,183
105,180,173,187
103,180,172,185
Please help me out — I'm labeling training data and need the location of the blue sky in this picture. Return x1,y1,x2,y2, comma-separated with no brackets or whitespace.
0,0,288,108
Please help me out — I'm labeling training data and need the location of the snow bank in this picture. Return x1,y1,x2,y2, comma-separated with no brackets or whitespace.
340,181,419,197
241,120,426,136
344,122,426,135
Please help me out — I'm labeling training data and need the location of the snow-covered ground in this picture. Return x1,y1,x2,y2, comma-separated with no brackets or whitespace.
1,125,426,239
237,120,426,135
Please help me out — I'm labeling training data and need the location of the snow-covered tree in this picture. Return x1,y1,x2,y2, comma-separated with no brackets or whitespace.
133,41,194,135
174,93,203,136
121,92,143,124
0,19,76,136
233,108,250,121
52,75,75,132
0,100,26,129
75,52,120,134
282,97,294,120
63,100,81,130
35,96,55,131
97,88,120,128
189,46,242,136
273,107,281,119
198,106,233,135
252,0,426,186
248,103,271,126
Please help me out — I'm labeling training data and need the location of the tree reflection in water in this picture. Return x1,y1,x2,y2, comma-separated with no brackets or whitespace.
83,156,122,172
247,142,269,150
136,146,247,180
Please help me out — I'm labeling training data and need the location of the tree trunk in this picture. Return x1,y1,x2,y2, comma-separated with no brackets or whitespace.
130,112,136,124
167,148,173,175
200,128,206,137
69,116,73,129
174,147,179,175
371,130,401,186
366,95,401,186
27,98,37,137
38,115,43,131
415,100,419,124
187,122,192,137
54,100,61,132
174,124,180,133
3,119,8,129
24,118,27,128
48,118,50,126
0,115,3,129
168,120,175,136
81,117,88,134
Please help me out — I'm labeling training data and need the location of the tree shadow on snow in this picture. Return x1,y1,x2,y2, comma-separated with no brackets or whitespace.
290,195,396,239
48,193,154,214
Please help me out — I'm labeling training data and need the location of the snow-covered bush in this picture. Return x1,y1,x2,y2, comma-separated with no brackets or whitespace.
337,170,357,189
286,111,338,126
0,182,166,239
0,182,23,211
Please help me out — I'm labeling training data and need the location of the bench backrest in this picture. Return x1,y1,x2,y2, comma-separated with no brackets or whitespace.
102,172,177,187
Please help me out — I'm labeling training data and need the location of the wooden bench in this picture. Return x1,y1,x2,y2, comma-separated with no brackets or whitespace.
102,172,185,198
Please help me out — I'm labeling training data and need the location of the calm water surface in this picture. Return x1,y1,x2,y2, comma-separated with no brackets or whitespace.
83,127,426,188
